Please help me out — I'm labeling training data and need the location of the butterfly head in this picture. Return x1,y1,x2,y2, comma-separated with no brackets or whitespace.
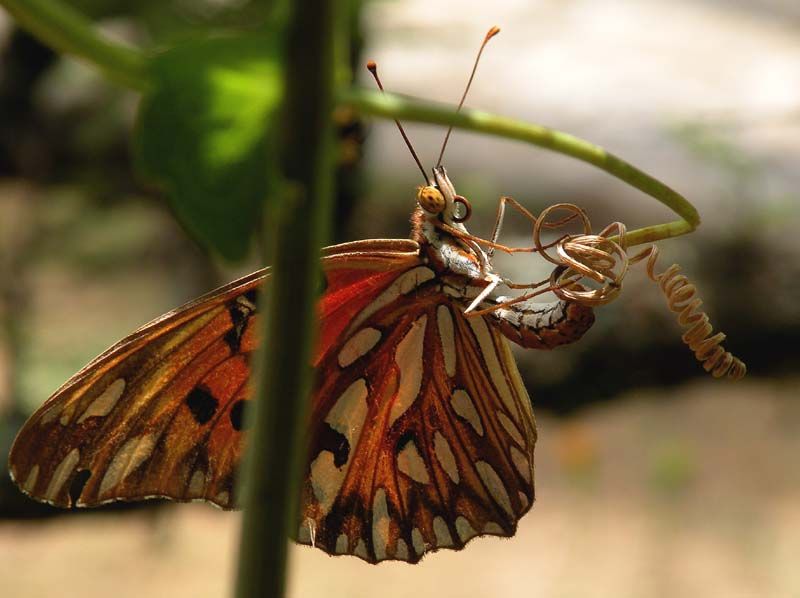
416,166,471,227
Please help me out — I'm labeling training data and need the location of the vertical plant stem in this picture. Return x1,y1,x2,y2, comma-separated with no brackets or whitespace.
234,0,335,596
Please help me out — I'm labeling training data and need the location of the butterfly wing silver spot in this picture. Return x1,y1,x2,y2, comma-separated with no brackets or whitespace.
335,533,349,554
436,305,457,377
455,516,478,543
388,315,427,427
433,516,454,547
310,378,369,514
433,431,460,483
372,488,391,561
23,465,40,494
497,411,525,447
45,449,80,502
510,446,532,483
451,390,484,436
397,440,430,484
99,433,156,497
411,527,425,556
188,469,206,496
475,460,513,518
77,378,126,423
338,328,381,367
395,538,410,561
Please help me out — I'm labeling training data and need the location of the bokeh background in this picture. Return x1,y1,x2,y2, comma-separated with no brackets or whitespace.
1,1,799,596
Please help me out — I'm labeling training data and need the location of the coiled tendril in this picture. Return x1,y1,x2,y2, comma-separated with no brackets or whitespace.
529,204,746,380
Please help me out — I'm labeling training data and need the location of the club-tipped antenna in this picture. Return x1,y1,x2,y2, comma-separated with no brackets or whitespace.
436,26,500,167
367,61,429,185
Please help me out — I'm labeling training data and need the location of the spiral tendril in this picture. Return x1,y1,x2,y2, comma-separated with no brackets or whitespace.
527,204,746,380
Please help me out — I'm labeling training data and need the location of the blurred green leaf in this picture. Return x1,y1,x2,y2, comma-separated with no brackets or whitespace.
135,34,284,260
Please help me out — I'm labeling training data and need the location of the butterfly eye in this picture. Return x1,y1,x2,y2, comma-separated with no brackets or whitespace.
417,186,446,214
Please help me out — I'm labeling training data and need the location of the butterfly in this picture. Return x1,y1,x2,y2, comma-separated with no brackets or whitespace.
8,159,596,563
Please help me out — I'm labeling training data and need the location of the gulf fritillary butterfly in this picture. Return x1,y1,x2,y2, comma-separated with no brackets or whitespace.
8,159,595,564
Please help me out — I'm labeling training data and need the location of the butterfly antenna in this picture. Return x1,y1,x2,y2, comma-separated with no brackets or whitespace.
436,26,500,167
367,61,430,185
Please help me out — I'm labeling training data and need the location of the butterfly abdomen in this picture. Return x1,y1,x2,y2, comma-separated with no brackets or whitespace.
489,298,595,350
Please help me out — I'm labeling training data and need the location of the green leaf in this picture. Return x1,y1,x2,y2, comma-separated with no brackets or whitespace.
135,35,284,260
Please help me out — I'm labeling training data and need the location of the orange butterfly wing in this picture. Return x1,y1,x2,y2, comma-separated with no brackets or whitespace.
8,240,421,510
299,278,536,563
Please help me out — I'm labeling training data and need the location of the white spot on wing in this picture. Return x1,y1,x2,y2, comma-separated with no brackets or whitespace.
455,516,477,543
484,522,504,534
476,460,513,518
310,378,369,515
309,451,340,515
388,315,427,427
39,405,61,425
335,534,349,554
510,446,532,483
99,433,157,497
518,491,530,509
23,465,40,494
497,411,525,447
451,389,483,436
215,491,230,505
434,431,459,483
45,448,80,502
372,488,390,561
324,378,369,446
188,469,206,496
411,528,425,556
395,539,410,561
338,327,381,367
397,440,430,484
467,317,517,414
437,305,456,377
433,516,454,547
77,378,126,423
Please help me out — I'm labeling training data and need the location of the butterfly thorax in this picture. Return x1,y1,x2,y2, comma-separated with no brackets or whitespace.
410,166,495,299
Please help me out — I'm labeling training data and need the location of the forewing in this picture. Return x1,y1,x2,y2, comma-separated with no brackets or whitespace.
299,287,536,564
8,240,421,510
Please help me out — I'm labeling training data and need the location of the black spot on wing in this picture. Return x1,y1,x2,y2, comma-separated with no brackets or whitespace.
69,469,92,506
224,300,253,353
243,289,259,306
230,399,249,432
315,423,350,468
186,387,218,424
396,429,416,452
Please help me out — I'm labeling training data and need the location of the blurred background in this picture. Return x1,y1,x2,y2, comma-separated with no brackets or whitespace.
1,0,798,596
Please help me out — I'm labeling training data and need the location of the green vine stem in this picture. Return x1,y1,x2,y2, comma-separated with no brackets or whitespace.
0,0,149,90
341,89,701,247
